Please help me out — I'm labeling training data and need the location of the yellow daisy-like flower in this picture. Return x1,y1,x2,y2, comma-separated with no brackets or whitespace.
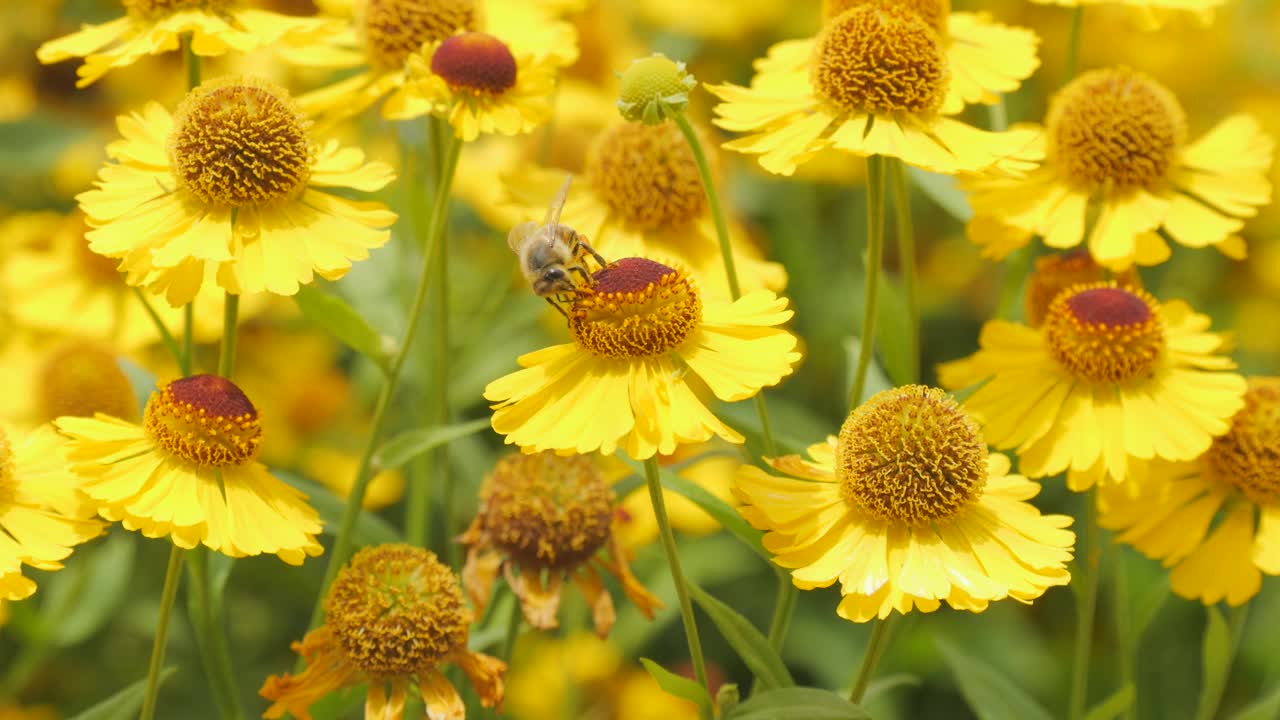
502,120,787,298
261,544,505,720
1,340,140,431
0,424,105,601
35,0,341,88
460,452,660,637
938,283,1246,489
76,76,397,308
708,1,1040,176
964,67,1274,269
55,374,323,564
484,257,800,459
1027,0,1224,29
735,385,1074,622
1099,378,1280,606
288,0,576,126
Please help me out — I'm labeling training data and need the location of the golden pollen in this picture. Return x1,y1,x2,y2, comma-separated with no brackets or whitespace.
585,121,708,232
121,0,231,19
1024,250,1142,327
144,374,262,467
479,452,615,570
1204,379,1280,505
169,78,313,208
811,2,949,115
1043,284,1165,383
431,32,517,94
569,257,702,359
325,544,469,677
38,343,138,423
363,0,478,71
821,0,950,33
1047,67,1187,189
837,385,987,525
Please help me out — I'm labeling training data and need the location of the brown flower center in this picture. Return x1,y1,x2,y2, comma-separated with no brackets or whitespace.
38,343,138,423
144,374,261,467
585,121,707,232
1043,284,1165,383
837,385,987,525
169,78,313,208
478,452,615,570
1024,250,1142,327
325,544,469,677
821,0,950,33
1205,379,1280,505
1047,67,1187,189
430,32,518,94
362,0,478,71
569,258,701,359
811,2,949,115
122,0,232,19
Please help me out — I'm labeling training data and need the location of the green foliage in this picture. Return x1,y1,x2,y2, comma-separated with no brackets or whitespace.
937,637,1055,720
724,687,870,719
374,417,492,470
640,657,714,715
688,583,794,691
66,668,176,720
294,285,395,373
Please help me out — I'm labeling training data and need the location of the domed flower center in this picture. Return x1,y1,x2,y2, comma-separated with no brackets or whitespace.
811,2,949,115
363,0,478,71
1205,379,1280,505
1024,250,1141,327
144,374,261,467
837,385,987,525
821,0,950,33
616,54,696,124
284,371,350,435
169,78,313,208
585,121,707,232
326,544,468,676
569,257,702,359
1047,67,1187,189
1043,284,1164,383
122,0,231,19
431,32,517,94
480,452,615,570
38,343,138,423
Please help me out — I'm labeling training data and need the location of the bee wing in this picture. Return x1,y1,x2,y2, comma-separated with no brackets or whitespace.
543,174,573,227
507,221,538,254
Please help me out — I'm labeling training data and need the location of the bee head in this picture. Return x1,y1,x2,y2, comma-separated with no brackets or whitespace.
533,266,575,296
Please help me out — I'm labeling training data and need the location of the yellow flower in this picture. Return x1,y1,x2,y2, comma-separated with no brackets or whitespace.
708,1,1040,176
501,121,788,298
300,446,405,510
484,257,800,459
1099,378,1280,606
287,0,576,126
632,0,788,43
76,76,397,308
35,0,341,88
261,544,505,720
460,452,660,637
615,448,738,549
939,283,1246,490
0,340,140,431
0,424,105,601
964,68,1274,269
1027,0,1224,28
505,633,621,720
55,374,323,564
735,386,1075,622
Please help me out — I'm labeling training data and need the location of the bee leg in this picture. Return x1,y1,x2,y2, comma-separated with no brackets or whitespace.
570,234,609,269
544,296,569,318
568,266,595,287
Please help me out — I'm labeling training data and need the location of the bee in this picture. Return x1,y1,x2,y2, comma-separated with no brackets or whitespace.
507,175,609,316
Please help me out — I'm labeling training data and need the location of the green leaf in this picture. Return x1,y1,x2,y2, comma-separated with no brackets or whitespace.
874,273,913,387
687,583,793,690
276,471,401,546
640,658,713,714
294,285,394,372
373,418,491,471
67,667,177,720
1083,685,1135,720
907,167,973,222
936,637,1054,720
1129,576,1170,646
1197,606,1232,720
843,337,893,407
1227,683,1280,720
46,532,135,647
725,687,870,719
863,673,922,704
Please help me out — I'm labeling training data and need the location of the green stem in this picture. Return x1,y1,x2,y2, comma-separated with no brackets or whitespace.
1113,548,1135,720
766,574,797,653
429,216,454,561
498,597,522,663
850,155,886,410
186,548,243,720
132,288,183,370
887,158,918,384
1069,492,1102,720
182,305,195,376
307,132,464,631
218,293,239,378
643,457,710,717
139,545,185,720
849,615,895,703
184,35,201,89
995,248,1034,320
1194,604,1249,720
1065,6,1085,82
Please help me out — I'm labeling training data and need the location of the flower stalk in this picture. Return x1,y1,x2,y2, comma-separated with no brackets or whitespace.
1069,492,1102,720
887,158,918,383
139,545,184,720
850,154,886,409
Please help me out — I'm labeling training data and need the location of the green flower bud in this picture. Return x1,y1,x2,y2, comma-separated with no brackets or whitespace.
616,54,697,125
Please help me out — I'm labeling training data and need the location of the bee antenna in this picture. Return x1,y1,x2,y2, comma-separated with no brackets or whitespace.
545,174,573,227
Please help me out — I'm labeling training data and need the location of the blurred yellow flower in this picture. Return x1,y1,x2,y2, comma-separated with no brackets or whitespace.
36,0,340,88
0,341,139,432
633,0,789,43
300,446,405,509
964,68,1274,269
735,386,1075,622
709,2,1039,176
485,257,799,459
1100,378,1280,606
615,450,738,548
1028,0,1224,29
939,283,1245,489
77,76,396,307
56,374,323,564
0,424,105,601
505,633,621,720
